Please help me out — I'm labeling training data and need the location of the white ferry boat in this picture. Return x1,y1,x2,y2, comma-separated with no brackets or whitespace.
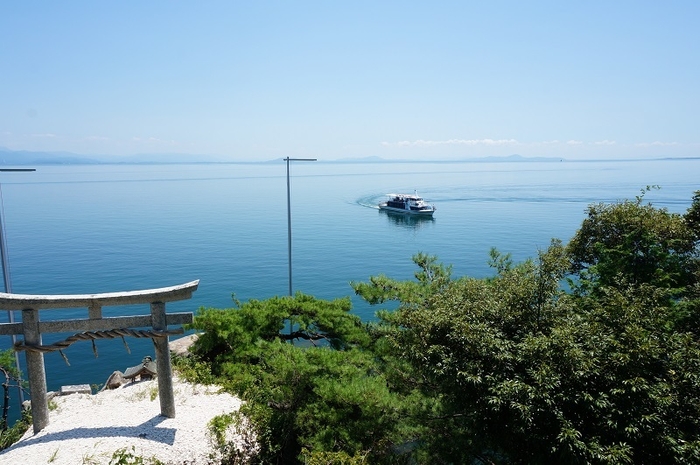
378,192,436,216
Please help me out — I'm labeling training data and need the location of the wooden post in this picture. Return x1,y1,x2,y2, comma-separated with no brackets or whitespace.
22,307,49,433
150,301,175,418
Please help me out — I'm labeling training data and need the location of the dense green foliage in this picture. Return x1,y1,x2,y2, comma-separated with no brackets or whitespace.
567,187,698,295
182,294,410,464
182,190,700,464
0,410,30,452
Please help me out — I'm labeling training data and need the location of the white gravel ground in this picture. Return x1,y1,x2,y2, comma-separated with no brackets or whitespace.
0,376,244,465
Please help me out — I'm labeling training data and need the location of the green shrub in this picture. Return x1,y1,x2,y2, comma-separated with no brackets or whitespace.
0,410,31,452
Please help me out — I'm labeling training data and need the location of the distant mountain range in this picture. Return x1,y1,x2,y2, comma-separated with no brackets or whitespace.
0,148,567,165
330,154,565,163
0,148,226,165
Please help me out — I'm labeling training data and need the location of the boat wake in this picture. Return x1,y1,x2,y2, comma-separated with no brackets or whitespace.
355,193,385,209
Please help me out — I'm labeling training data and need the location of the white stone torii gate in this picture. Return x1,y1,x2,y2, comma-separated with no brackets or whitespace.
0,280,198,434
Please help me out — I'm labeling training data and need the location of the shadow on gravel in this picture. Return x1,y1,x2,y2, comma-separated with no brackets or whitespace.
5,414,176,450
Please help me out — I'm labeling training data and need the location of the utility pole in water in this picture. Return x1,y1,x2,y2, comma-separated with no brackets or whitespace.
284,158,316,297
284,158,316,339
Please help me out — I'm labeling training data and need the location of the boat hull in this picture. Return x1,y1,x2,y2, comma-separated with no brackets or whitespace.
378,204,435,216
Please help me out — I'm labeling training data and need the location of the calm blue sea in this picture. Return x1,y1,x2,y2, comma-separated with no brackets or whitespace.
0,158,698,422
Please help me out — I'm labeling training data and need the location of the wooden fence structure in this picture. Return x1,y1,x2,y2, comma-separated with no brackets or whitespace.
0,280,198,433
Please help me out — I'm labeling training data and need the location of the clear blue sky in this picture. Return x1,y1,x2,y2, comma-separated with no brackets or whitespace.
1,1,698,161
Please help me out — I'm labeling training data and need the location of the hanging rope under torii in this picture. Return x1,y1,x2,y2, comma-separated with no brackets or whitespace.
13,327,185,365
